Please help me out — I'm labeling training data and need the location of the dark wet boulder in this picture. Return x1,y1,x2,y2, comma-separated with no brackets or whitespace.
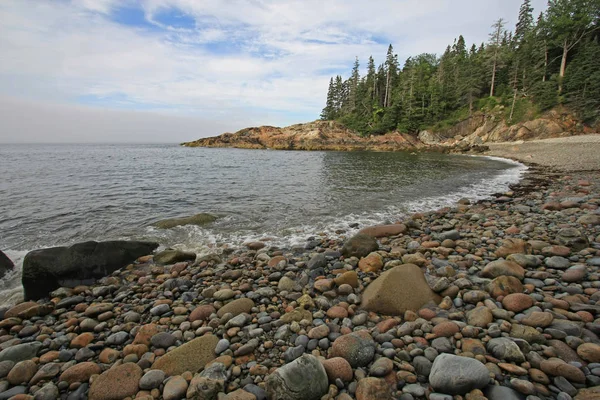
341,233,378,258
153,213,217,229
22,240,158,300
153,248,196,265
0,250,14,278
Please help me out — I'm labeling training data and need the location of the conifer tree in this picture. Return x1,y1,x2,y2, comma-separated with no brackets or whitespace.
488,18,506,97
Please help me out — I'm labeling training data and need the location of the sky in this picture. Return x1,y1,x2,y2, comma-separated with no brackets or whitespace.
0,0,548,143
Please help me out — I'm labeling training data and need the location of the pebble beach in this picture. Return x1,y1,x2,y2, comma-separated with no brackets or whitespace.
0,144,599,400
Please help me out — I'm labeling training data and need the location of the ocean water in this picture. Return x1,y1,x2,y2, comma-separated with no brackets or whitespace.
0,144,526,305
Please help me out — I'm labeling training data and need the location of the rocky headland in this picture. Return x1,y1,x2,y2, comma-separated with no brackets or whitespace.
181,109,596,154
0,149,599,400
182,120,426,152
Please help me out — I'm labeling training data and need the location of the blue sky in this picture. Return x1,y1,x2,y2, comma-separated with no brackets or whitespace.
0,0,547,142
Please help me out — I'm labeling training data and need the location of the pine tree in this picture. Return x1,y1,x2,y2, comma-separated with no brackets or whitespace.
515,0,534,44
488,18,506,97
384,44,398,108
348,57,360,112
319,0,600,133
564,34,600,121
546,0,599,93
320,78,335,120
366,56,376,102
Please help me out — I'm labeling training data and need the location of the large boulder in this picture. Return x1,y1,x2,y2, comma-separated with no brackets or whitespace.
151,334,218,376
480,260,525,280
88,362,142,400
0,250,14,279
418,130,444,145
22,240,158,300
358,224,406,238
361,264,441,315
341,233,379,258
153,249,196,265
153,213,217,229
265,354,328,400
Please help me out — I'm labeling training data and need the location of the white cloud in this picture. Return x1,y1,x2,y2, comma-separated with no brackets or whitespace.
0,0,547,142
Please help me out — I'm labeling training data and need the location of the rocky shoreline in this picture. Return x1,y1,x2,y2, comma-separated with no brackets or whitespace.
0,159,599,400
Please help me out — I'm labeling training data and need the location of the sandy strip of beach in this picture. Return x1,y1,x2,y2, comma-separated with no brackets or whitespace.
486,134,600,172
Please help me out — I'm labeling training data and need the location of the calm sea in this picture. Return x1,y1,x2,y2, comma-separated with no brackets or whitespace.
0,144,526,304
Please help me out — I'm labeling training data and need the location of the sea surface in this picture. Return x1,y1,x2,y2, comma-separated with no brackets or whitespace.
0,143,526,305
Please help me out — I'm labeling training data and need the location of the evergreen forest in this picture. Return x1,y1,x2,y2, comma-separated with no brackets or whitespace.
320,0,600,135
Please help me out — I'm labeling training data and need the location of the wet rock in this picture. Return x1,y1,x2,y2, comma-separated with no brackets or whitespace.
545,256,571,270
562,265,586,282
358,252,383,273
488,276,523,298
186,375,223,399
334,271,359,288
358,224,406,238
483,385,525,400
556,228,589,251
265,354,328,400
369,357,394,377
33,382,59,400
487,338,525,363
151,332,177,349
0,342,42,363
355,377,392,400
139,369,166,390
521,311,553,328
502,293,533,312
88,362,142,400
30,363,60,385
429,354,490,395
321,357,353,383
151,334,218,376
341,234,379,258
480,260,525,280
153,249,196,264
163,375,188,400
574,386,600,400
59,362,101,384
217,298,255,318
7,360,37,385
331,330,376,367
467,306,493,328
495,238,530,258
153,213,217,229
0,250,14,279
190,304,216,322
22,240,158,300
540,358,585,383
577,343,600,363
361,264,441,315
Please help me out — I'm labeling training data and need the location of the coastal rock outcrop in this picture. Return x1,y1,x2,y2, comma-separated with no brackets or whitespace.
22,240,158,300
0,250,14,278
361,263,441,315
182,120,424,151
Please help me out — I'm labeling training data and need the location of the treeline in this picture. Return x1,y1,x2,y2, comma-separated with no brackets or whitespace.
320,0,600,135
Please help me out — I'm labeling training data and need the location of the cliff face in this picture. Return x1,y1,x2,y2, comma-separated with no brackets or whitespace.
182,120,425,151
422,108,590,147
